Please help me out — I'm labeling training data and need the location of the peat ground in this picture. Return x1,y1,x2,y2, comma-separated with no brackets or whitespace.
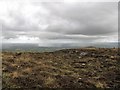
2,48,120,88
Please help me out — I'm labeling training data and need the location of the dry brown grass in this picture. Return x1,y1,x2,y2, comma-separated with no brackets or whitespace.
2,48,120,88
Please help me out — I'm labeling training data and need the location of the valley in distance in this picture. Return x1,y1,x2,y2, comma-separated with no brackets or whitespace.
1,43,120,88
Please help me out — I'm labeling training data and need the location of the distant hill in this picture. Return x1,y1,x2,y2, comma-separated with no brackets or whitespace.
2,42,118,52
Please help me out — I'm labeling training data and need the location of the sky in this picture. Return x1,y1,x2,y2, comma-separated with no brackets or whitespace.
0,0,118,47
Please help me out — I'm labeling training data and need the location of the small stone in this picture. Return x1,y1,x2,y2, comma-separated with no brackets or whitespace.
78,77,82,80
75,50,78,53
110,56,114,59
78,56,81,59
80,52,87,56
82,63,85,66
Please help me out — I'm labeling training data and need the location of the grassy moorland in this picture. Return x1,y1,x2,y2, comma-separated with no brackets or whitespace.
2,48,120,88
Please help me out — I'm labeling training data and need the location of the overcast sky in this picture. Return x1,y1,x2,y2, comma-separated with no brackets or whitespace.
0,0,118,47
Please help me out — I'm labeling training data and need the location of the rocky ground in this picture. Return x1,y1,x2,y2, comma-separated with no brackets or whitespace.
2,48,120,89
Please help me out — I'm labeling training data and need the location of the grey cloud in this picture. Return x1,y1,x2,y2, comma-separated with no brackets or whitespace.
1,1,118,46
43,2,117,35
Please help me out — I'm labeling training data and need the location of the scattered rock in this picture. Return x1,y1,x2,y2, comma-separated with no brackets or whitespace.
2,48,119,88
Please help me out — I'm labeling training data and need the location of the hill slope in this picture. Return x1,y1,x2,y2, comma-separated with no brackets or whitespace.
2,48,120,88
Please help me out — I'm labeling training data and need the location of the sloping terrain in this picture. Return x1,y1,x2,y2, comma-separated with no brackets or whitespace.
2,48,120,88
